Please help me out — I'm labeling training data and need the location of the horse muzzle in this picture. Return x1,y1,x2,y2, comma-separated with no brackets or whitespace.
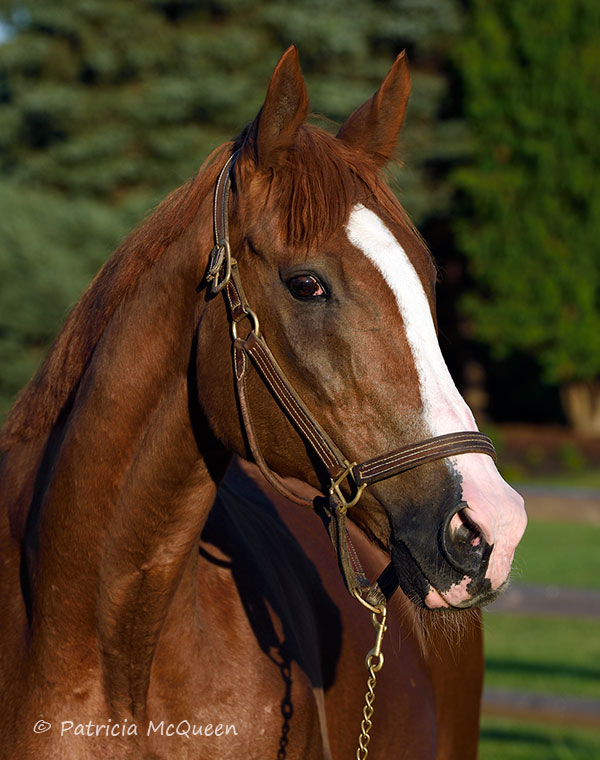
389,476,526,610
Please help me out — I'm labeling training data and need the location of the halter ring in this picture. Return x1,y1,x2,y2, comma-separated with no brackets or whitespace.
231,307,260,340
329,461,367,514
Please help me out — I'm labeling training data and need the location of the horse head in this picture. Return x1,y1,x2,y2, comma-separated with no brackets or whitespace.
196,46,526,611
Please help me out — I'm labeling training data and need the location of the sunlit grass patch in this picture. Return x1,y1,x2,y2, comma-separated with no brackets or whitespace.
483,615,600,699
480,716,600,760
511,520,600,590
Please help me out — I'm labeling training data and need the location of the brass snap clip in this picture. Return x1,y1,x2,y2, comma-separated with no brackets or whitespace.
366,607,387,672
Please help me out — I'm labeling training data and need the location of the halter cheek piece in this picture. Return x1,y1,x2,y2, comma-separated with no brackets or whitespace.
206,151,496,611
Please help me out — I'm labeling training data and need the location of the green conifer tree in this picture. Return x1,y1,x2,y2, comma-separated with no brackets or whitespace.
453,0,600,433
0,0,464,415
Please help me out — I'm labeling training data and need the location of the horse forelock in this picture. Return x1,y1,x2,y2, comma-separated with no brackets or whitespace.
0,144,232,452
235,120,425,253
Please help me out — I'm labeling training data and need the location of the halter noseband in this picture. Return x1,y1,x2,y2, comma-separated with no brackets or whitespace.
206,151,496,610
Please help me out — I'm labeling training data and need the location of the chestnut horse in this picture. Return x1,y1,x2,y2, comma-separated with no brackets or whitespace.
0,48,526,758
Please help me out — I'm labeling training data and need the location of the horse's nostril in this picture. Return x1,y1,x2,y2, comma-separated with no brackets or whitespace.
449,509,482,549
441,506,489,574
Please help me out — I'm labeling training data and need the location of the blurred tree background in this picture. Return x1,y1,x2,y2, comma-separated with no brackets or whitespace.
453,0,600,435
0,0,465,418
0,0,598,438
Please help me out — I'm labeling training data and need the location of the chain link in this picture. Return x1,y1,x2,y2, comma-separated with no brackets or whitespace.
356,607,387,760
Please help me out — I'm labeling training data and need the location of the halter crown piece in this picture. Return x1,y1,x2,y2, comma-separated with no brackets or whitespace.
207,150,497,610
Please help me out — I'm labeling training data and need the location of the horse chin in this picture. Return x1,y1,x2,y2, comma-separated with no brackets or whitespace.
390,541,507,611
423,581,507,611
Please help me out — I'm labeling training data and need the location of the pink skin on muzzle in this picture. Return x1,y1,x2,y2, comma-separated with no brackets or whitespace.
424,450,526,609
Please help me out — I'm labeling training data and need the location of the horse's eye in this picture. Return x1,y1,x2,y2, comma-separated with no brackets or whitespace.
287,274,326,300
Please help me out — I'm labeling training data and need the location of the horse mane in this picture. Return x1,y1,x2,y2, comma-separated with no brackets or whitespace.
1,120,425,453
0,144,231,452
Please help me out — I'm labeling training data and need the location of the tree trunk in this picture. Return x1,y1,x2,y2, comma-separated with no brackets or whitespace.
560,381,600,436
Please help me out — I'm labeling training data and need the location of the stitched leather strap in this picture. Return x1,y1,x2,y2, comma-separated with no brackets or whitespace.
233,339,315,507
353,431,496,486
242,332,348,479
206,151,239,294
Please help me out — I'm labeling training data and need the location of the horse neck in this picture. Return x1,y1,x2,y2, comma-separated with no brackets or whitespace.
14,222,230,715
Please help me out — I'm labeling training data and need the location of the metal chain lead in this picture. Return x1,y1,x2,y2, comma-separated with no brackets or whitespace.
356,606,387,760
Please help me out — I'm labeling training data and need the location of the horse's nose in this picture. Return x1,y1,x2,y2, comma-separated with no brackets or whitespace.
440,504,492,577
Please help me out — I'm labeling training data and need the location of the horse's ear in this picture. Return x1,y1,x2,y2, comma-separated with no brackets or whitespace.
336,52,411,166
253,45,309,166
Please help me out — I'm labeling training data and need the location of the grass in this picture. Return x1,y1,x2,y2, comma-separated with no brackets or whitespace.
510,519,600,590
483,614,600,699
484,520,600,698
480,517,600,757
480,717,600,760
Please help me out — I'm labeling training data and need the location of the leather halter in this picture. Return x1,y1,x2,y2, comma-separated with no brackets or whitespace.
206,151,497,610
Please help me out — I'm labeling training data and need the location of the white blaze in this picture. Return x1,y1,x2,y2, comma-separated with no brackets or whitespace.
346,204,475,436
345,204,526,600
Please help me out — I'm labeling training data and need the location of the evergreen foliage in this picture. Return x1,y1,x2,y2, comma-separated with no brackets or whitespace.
453,0,600,387
0,0,463,214
0,0,465,416
0,181,132,411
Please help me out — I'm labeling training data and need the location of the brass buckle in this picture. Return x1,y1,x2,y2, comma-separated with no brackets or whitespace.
329,461,367,514
207,240,232,293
